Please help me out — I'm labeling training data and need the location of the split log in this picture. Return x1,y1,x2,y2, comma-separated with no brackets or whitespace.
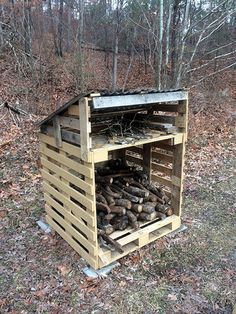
98,229,124,253
142,203,156,214
111,216,128,230
131,203,143,213
109,205,126,215
96,194,107,204
101,224,115,235
124,186,149,198
155,204,173,216
156,212,166,220
96,202,111,213
101,191,115,205
112,185,143,203
117,178,129,187
96,175,113,185
166,207,174,216
126,210,139,229
114,199,132,209
139,212,157,221
104,213,116,222
104,186,122,198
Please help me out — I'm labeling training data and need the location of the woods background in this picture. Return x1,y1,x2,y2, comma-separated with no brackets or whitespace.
0,0,235,115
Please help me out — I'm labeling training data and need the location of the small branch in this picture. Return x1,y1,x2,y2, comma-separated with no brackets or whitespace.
191,61,236,86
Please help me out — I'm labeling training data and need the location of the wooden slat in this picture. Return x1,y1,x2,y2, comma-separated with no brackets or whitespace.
134,113,175,124
151,174,172,188
152,142,174,152
39,133,81,158
41,126,81,146
40,143,92,178
127,146,143,155
59,116,80,131
41,157,93,195
154,104,179,112
126,154,142,166
46,215,97,269
45,204,95,253
41,169,94,211
152,162,172,176
45,193,96,241
67,104,80,116
152,151,173,163
43,181,95,226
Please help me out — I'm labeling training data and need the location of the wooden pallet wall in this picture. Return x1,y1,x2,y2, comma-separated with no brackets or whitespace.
39,133,98,269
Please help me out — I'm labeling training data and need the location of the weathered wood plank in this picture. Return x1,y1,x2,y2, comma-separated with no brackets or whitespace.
41,126,81,146
59,116,80,131
152,151,173,163
152,162,172,176
151,174,172,188
67,104,80,116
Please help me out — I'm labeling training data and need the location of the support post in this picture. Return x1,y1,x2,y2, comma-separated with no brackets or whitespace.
79,97,92,162
143,143,152,182
53,116,62,148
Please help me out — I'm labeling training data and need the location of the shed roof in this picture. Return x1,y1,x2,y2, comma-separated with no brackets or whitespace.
38,88,187,126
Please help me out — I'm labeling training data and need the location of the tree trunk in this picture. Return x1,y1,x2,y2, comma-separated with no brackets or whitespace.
58,0,64,57
23,0,32,56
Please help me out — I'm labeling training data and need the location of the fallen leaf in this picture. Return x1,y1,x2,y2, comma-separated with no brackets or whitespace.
57,264,71,276
168,294,178,301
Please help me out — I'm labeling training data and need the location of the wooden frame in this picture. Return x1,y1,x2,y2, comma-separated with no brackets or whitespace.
39,91,188,269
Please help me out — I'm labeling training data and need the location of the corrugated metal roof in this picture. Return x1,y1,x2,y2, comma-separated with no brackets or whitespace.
38,88,187,126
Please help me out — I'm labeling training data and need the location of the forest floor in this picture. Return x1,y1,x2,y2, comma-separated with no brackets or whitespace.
0,104,235,313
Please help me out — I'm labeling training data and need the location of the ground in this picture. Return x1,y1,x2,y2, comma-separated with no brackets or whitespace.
0,108,235,313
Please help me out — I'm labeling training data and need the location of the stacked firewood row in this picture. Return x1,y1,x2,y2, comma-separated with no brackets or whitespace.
95,159,173,252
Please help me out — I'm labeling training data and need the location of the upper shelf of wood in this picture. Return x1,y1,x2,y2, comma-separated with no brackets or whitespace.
91,133,184,162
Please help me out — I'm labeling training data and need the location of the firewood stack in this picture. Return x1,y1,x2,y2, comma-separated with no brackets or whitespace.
96,159,173,252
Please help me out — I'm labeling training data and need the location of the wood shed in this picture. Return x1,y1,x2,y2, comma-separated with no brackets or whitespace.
38,89,188,269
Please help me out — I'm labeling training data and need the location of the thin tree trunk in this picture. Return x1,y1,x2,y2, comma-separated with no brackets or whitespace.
156,0,163,90
112,32,118,91
164,1,172,88
23,0,32,56
170,0,181,88
77,0,84,91
58,0,63,57
0,5,4,49
48,0,60,56
176,0,191,88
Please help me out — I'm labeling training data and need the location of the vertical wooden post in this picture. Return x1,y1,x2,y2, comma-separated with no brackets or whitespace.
53,116,62,148
79,97,92,162
176,97,188,141
143,143,152,182
171,139,185,216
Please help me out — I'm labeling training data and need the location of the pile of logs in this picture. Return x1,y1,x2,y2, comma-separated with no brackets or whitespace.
96,159,173,252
